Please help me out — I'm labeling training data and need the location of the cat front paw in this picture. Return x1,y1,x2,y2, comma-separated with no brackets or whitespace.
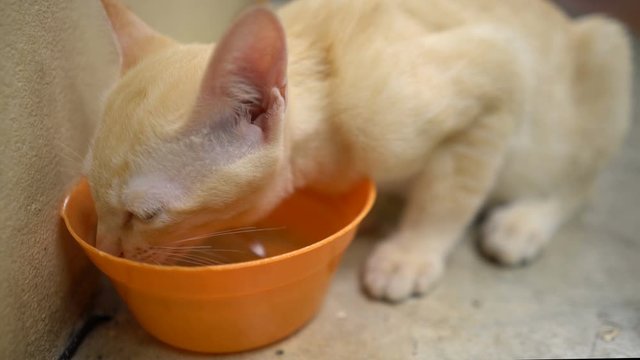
364,239,444,303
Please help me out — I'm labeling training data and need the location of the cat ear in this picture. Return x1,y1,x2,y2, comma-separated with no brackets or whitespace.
100,0,174,73
191,7,287,142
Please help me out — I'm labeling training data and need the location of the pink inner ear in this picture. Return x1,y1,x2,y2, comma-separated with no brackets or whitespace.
198,7,288,107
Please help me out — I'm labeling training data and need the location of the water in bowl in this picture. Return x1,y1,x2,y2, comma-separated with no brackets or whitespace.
163,227,311,267
153,193,348,267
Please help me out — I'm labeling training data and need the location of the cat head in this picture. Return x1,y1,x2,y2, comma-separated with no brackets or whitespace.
88,0,291,260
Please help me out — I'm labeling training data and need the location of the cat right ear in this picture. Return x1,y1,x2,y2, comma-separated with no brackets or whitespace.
100,0,174,74
190,7,288,144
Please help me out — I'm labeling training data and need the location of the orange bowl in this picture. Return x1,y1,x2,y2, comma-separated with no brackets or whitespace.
61,178,375,353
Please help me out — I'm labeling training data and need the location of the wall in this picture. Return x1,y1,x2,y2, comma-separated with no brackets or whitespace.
0,0,253,358
0,0,119,358
121,0,260,43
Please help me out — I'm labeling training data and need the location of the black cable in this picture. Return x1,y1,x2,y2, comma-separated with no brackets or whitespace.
57,314,112,360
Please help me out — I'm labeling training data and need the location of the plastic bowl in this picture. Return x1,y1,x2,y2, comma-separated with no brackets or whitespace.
61,178,375,353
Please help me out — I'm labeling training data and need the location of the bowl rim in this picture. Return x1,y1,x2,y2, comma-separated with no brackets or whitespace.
61,178,376,273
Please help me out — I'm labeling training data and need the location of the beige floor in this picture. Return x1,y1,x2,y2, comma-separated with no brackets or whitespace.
75,41,640,360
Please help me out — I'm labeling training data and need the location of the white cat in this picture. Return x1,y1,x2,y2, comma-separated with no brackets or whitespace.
88,0,632,302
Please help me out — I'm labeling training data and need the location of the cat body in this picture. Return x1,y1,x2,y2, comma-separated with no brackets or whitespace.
90,0,631,301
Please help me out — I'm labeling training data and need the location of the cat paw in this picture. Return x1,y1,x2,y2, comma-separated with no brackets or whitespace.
480,204,553,266
364,239,444,302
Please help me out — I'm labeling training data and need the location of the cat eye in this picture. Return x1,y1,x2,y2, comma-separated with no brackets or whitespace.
133,208,161,223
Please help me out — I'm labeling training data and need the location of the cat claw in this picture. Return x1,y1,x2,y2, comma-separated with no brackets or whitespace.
364,239,443,302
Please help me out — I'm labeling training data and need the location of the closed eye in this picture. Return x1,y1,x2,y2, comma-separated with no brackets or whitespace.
130,207,162,223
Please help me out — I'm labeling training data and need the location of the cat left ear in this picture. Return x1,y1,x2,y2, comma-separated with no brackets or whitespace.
191,7,288,142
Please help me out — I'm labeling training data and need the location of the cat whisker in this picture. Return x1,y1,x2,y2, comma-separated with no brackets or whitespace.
58,153,81,163
155,246,237,262
138,248,177,265
167,227,259,244
162,255,210,266
57,153,87,169
180,251,225,263
152,245,227,250
163,252,223,266
130,224,286,266
152,245,245,253
139,252,163,265
150,247,226,266
57,142,85,162
157,252,206,265
149,246,243,265
169,226,285,245
185,248,234,262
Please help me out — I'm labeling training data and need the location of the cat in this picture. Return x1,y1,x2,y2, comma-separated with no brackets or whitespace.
88,0,632,302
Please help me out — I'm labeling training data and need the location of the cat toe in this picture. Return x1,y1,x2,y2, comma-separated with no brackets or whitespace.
364,240,443,302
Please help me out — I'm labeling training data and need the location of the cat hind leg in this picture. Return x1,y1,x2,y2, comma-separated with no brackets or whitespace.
480,197,577,266
481,15,633,266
